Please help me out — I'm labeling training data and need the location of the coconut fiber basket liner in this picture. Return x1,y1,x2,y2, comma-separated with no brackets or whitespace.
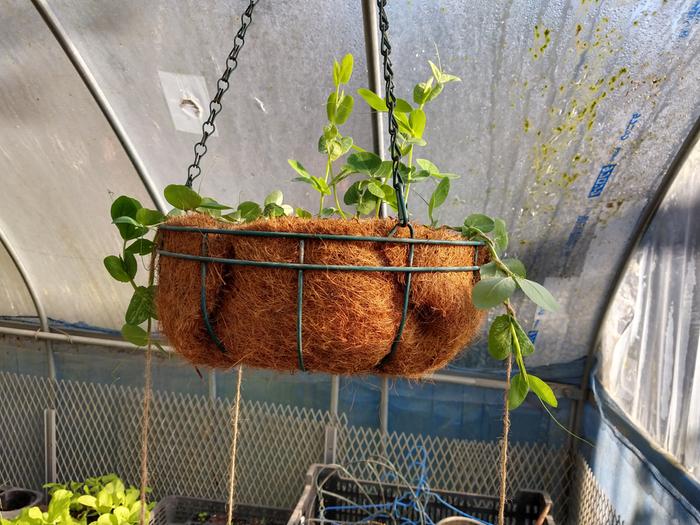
156,213,487,377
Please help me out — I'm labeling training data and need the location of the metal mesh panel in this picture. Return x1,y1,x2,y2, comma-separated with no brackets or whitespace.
0,371,623,523
568,455,624,525
53,377,344,508
336,425,574,523
0,373,52,489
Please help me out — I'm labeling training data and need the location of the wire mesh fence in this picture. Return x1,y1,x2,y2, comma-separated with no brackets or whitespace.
0,371,622,524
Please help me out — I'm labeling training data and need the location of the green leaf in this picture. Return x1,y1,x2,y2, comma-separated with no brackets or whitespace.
125,286,156,325
135,208,165,226
281,204,294,216
125,239,155,256
357,88,388,112
488,315,512,360
428,177,450,223
528,375,558,407
409,109,426,137
343,181,362,205
508,373,529,410
472,276,517,309
310,176,331,196
494,218,509,254
335,94,354,125
425,82,443,102
112,216,142,227
464,214,495,233
356,193,379,215
413,79,433,105
480,258,527,279
404,136,427,147
237,201,261,222
339,136,354,155
416,158,439,175
164,184,202,210
288,159,311,179
395,98,413,113
515,277,560,312
97,513,118,525
295,207,312,219
123,252,137,280
503,258,526,278
321,207,339,217
77,495,97,508
346,151,383,173
429,60,442,83
408,169,431,183
332,60,341,87
394,111,412,135
382,185,398,210
440,72,461,83
197,197,233,210
104,256,131,283
122,324,148,346
264,190,283,206
429,60,461,84
326,92,338,123
339,53,353,84
111,196,143,240
263,203,286,218
366,181,385,198
512,318,535,357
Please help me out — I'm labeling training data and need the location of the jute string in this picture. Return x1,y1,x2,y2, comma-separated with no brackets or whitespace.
226,366,244,525
138,247,158,525
497,353,513,525
138,341,153,525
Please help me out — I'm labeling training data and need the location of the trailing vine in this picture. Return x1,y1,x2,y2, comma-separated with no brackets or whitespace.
104,54,560,410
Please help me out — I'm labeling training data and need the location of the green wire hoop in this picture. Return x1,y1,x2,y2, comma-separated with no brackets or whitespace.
160,223,484,373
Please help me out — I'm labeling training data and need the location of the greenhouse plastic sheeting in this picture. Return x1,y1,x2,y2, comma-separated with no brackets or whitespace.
1,1,700,368
0,245,35,318
599,135,700,481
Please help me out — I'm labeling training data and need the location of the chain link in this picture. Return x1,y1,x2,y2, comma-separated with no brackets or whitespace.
376,0,408,226
185,0,258,188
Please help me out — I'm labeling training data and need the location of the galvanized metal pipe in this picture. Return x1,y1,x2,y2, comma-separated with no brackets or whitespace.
30,0,166,213
0,226,56,380
0,325,173,353
330,376,339,416
44,408,57,485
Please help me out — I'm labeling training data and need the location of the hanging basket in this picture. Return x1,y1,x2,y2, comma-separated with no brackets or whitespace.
155,213,487,376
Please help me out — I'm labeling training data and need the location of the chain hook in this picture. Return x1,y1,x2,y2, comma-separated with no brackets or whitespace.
185,0,258,188
376,0,407,226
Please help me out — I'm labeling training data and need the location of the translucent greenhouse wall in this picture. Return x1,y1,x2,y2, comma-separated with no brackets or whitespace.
1,0,700,374
2,1,700,523
592,126,700,522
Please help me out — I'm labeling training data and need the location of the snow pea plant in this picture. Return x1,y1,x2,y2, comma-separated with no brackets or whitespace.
104,54,560,411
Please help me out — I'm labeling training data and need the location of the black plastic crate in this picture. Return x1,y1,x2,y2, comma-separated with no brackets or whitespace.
288,465,554,525
151,495,290,525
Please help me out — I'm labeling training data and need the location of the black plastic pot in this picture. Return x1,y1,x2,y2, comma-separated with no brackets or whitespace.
150,495,290,525
0,488,44,519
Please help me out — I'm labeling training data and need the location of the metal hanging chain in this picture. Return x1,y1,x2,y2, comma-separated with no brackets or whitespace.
376,0,408,226
185,0,258,189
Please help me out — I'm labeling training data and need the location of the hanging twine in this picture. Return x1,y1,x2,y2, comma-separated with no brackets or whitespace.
138,247,157,525
497,354,513,525
138,340,153,525
226,366,244,525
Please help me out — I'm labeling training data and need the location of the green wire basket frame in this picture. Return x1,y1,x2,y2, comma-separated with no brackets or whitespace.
157,224,484,372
